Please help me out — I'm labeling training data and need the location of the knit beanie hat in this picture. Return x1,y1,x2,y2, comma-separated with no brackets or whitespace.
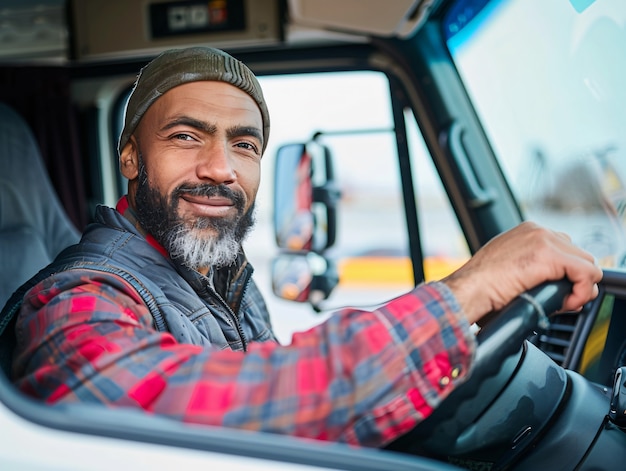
118,46,270,154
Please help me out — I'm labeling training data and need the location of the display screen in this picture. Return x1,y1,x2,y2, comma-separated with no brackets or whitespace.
149,0,246,38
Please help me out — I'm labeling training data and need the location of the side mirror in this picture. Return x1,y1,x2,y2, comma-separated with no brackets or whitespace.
272,141,341,308
273,141,340,253
271,252,339,310
273,143,314,251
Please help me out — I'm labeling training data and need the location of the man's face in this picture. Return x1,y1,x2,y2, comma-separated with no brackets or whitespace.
120,81,264,272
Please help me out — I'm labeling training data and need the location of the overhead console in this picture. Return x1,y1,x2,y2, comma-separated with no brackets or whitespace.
286,0,438,38
70,0,284,62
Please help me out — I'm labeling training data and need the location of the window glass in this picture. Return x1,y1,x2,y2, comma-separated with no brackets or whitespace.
444,0,626,270
255,72,412,342
255,71,470,341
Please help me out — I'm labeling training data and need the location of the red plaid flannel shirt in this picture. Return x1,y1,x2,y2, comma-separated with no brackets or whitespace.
12,213,475,447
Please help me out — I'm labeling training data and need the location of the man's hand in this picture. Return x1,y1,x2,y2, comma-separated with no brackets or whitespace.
442,222,603,325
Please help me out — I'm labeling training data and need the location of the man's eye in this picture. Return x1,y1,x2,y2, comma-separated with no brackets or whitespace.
236,142,259,153
173,133,194,141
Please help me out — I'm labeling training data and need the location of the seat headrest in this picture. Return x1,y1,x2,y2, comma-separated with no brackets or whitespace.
0,102,80,307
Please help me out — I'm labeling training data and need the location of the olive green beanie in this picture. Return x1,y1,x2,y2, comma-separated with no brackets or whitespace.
118,46,270,154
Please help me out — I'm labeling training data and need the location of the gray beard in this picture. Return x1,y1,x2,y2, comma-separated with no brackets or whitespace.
166,222,243,269
133,152,256,270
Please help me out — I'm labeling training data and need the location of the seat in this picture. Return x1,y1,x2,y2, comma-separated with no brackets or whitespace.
0,102,80,308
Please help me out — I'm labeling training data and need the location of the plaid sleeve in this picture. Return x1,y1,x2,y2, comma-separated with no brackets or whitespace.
13,270,475,448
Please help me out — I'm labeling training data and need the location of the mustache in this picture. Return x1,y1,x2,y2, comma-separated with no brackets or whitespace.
173,183,245,210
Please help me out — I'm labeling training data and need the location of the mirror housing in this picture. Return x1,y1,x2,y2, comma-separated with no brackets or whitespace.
273,143,314,251
272,140,341,308
271,252,339,310
273,141,340,253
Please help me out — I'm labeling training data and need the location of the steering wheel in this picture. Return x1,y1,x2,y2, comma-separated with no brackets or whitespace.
386,280,573,460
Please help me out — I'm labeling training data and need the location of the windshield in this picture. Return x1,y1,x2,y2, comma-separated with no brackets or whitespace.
444,0,626,270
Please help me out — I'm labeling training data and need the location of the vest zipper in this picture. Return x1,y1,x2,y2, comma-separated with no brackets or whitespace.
205,278,250,352
225,261,254,352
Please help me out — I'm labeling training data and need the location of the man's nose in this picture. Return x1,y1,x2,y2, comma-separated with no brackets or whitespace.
195,142,236,184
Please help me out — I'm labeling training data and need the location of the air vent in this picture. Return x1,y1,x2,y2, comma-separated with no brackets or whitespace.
534,312,579,365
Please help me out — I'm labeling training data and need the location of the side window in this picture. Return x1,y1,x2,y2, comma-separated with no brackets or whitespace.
255,71,468,342
254,71,411,341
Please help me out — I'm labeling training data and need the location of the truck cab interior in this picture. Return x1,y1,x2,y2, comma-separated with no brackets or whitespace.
1,0,626,469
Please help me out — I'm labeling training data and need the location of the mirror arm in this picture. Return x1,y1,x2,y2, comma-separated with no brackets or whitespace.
312,183,341,207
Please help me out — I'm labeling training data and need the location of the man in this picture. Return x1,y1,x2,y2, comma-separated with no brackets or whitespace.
2,47,601,448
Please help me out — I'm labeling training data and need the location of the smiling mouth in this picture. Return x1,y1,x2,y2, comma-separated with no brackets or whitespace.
181,193,233,206
180,193,236,217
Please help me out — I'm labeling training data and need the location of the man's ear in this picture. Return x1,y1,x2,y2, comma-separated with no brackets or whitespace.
119,137,139,180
